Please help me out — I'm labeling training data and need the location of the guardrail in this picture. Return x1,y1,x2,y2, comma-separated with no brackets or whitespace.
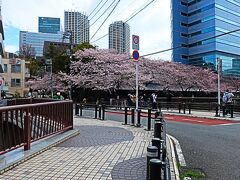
0,100,73,155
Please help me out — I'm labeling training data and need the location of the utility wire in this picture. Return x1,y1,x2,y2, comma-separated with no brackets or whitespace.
88,0,105,17
125,0,155,23
91,0,156,43
90,0,117,26
90,0,110,21
90,0,121,41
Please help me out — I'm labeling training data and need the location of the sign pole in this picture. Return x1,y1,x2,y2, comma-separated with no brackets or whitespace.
136,61,139,112
217,58,222,116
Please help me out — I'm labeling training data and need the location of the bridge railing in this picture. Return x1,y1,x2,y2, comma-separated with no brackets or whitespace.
0,100,73,155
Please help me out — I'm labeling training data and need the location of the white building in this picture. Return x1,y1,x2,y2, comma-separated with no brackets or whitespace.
64,10,89,44
109,21,130,54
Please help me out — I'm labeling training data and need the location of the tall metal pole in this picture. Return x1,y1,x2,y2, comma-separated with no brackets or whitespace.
217,58,222,116
136,61,139,111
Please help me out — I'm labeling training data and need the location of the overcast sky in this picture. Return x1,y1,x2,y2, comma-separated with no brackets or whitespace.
2,0,171,60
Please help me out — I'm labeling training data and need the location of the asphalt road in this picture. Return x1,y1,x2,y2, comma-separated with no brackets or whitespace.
167,121,240,180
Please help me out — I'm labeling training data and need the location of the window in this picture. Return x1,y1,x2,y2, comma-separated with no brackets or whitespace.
3,64,7,73
11,79,21,87
11,64,21,73
181,12,188,17
181,33,188,37
182,55,188,59
181,22,188,27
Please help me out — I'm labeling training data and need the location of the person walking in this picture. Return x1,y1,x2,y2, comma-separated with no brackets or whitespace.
223,89,234,115
151,93,157,110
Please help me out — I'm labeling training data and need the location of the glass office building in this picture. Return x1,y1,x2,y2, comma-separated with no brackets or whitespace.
19,31,65,58
38,17,60,34
171,0,240,76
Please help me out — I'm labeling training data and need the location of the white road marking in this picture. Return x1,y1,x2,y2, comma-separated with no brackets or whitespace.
212,123,240,126
168,135,187,167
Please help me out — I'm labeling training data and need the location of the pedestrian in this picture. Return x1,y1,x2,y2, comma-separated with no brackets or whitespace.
223,89,234,115
127,94,133,107
151,93,157,110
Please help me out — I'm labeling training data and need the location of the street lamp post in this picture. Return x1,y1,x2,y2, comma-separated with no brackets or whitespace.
46,59,53,98
217,58,222,116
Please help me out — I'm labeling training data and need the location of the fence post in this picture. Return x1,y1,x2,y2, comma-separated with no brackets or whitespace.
147,108,152,131
136,110,141,127
178,103,181,113
95,105,98,119
102,105,105,120
24,115,31,151
149,159,164,180
75,103,79,115
99,105,102,120
183,103,186,114
131,109,135,125
215,105,220,117
222,105,226,117
230,104,234,118
146,146,158,180
80,104,83,116
188,103,191,114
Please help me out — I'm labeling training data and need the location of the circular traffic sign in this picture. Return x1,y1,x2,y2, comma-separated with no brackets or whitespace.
133,36,139,44
132,50,140,61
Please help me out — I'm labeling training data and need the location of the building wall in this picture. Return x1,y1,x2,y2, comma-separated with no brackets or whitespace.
19,31,64,57
2,57,29,97
109,21,130,54
171,0,240,75
38,17,60,34
64,11,89,44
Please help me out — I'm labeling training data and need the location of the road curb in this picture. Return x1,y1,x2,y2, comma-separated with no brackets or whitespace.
167,134,180,180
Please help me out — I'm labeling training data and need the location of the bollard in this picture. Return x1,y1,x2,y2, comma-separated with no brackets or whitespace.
154,122,163,139
123,107,128,125
80,104,83,116
136,109,141,127
95,105,98,119
161,144,167,162
99,105,102,120
152,138,161,159
147,109,152,131
230,104,234,118
222,105,226,117
215,105,220,117
146,146,158,180
75,103,79,115
183,103,186,114
131,109,135,125
149,159,164,180
188,103,191,114
178,103,181,113
102,105,105,120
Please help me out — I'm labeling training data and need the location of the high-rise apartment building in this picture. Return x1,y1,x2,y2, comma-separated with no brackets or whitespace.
64,11,89,44
38,17,60,34
109,21,130,54
19,31,66,58
171,0,240,75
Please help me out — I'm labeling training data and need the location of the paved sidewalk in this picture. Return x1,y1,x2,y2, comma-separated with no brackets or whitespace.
0,117,177,180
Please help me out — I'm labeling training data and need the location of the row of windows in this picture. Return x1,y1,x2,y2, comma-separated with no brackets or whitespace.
4,64,21,73
181,27,215,38
181,4,214,17
181,0,202,7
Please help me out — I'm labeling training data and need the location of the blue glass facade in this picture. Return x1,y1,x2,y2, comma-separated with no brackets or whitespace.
19,31,65,57
38,17,60,34
171,0,240,75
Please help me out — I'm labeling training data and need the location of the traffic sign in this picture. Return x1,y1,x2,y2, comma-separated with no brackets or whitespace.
132,50,139,61
132,35,139,50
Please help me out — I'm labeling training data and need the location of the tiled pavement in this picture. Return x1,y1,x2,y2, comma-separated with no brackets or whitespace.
0,117,175,180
